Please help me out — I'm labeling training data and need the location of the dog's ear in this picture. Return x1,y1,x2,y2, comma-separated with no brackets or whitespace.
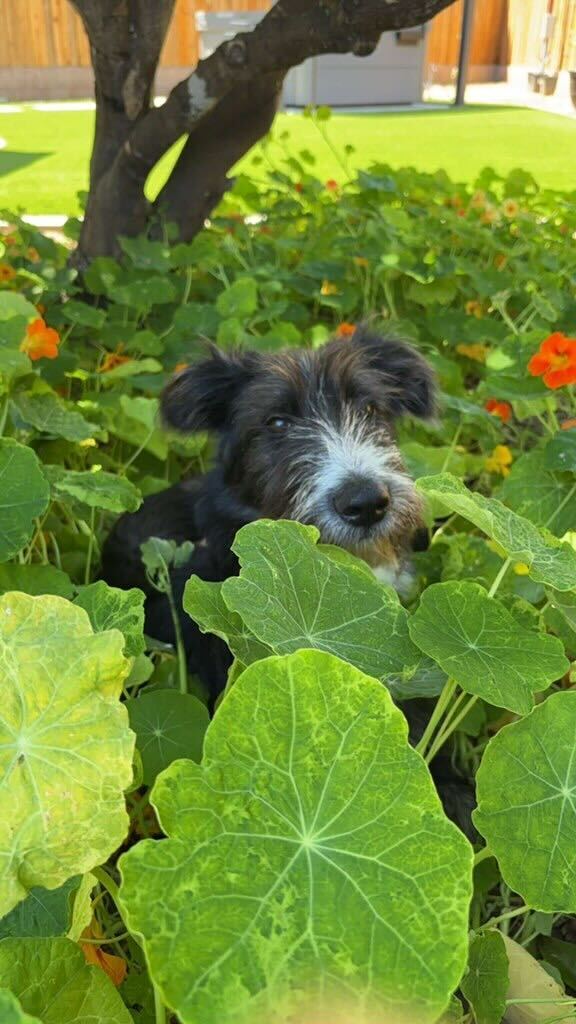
161,347,259,432
351,327,436,419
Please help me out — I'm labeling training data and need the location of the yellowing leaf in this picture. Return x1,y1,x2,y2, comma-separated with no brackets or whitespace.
0,594,134,915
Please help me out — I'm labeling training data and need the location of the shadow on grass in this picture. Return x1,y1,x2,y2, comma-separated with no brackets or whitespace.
0,151,50,177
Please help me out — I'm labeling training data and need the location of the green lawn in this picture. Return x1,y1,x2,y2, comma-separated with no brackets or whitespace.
1,103,575,215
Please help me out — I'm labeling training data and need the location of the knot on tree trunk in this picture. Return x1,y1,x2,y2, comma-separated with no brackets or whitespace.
223,37,249,67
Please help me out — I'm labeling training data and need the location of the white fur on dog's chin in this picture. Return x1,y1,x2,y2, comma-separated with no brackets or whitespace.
371,561,415,599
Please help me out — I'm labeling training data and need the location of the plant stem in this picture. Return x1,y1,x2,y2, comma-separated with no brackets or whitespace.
154,984,167,1024
415,678,456,758
166,580,188,695
426,693,479,763
92,865,121,905
440,419,463,473
480,904,530,930
473,846,492,867
0,394,9,436
545,482,576,530
84,506,96,585
488,556,512,599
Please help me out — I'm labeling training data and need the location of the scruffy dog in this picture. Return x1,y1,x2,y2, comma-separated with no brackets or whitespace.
102,328,433,680
101,327,475,833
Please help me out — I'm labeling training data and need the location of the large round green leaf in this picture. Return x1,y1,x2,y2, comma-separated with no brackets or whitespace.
119,650,473,1024
474,691,576,911
460,930,508,1024
417,473,576,591
0,593,134,916
127,689,209,786
0,439,50,562
408,581,568,714
0,936,133,1023
185,520,422,692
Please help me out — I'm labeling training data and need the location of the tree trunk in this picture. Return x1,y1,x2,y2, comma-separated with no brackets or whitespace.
70,0,459,264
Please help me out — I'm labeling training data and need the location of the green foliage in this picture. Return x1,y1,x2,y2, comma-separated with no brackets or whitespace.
0,593,133,915
0,937,133,1023
185,520,422,692
460,930,509,1024
1,143,576,1020
474,690,576,912
409,581,568,714
119,650,473,1024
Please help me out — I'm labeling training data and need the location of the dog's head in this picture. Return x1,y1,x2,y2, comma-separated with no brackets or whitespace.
161,328,436,554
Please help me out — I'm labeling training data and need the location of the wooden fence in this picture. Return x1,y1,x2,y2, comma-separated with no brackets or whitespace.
1,0,575,96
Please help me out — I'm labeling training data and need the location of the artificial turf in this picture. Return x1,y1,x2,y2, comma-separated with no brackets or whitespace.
0,103,574,215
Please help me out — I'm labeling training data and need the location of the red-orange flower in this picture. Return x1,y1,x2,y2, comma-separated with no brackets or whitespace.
20,317,61,360
528,332,576,389
325,179,339,192
81,924,127,986
99,349,131,373
0,263,16,283
336,322,356,338
294,182,304,193
485,398,512,422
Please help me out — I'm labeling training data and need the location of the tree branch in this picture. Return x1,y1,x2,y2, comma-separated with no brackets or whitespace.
75,0,459,260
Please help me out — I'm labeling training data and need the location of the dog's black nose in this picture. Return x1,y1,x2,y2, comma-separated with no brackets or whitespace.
333,481,390,527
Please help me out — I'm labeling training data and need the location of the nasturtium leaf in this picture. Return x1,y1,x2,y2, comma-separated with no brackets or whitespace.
497,450,575,536
0,936,133,1024
74,581,146,657
220,520,422,688
0,564,73,599
216,277,258,317
110,276,176,309
408,581,568,714
474,691,576,911
127,690,209,786
45,465,141,513
119,650,473,1024
0,293,37,322
417,473,576,591
0,439,50,563
0,876,82,939
545,430,576,474
544,589,576,653
0,989,41,1024
184,576,275,666
61,299,107,329
0,593,134,915
11,392,99,443
460,930,508,1024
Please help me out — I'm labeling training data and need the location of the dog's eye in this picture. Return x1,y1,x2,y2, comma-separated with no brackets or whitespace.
266,416,291,432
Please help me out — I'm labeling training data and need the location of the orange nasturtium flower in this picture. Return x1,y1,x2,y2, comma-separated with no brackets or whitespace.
465,300,483,318
20,318,61,360
485,444,513,477
173,361,189,374
456,343,489,363
99,347,131,373
0,262,16,283
502,199,520,219
81,923,127,986
528,332,576,389
561,418,576,430
485,398,512,423
336,322,356,338
325,179,339,192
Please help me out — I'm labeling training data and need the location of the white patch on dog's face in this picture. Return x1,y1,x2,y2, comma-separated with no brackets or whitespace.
288,408,420,547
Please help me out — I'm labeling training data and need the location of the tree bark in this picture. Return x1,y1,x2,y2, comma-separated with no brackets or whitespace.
72,0,458,264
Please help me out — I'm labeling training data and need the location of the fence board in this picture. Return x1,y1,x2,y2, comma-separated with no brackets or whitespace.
1,0,570,81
